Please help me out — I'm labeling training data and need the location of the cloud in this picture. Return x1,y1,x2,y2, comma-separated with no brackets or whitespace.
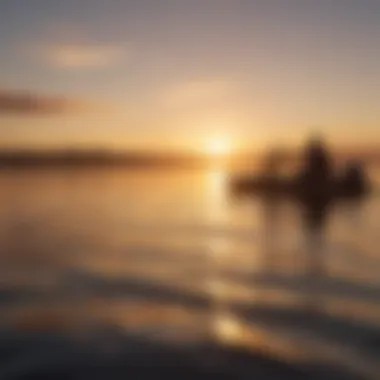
45,43,126,69
0,90,93,115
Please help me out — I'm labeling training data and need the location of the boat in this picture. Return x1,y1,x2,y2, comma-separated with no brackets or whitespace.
230,139,370,204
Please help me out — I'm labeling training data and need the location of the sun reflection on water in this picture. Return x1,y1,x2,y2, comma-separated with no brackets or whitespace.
212,313,244,345
206,169,229,220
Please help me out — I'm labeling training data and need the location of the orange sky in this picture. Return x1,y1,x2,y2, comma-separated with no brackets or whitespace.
1,1,380,152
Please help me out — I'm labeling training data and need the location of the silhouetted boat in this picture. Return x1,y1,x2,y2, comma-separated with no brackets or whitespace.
230,174,370,201
231,176,292,197
230,138,370,203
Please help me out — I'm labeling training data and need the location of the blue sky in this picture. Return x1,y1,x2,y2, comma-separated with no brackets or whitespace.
0,0,380,151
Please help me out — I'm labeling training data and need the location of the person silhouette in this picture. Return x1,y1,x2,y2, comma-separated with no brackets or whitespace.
295,137,333,195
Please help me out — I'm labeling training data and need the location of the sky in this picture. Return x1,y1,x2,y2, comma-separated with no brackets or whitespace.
1,0,380,152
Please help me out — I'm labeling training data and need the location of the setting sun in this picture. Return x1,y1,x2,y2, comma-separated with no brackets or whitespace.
205,137,232,156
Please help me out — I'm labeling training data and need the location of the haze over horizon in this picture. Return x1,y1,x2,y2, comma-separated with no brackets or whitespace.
1,1,380,153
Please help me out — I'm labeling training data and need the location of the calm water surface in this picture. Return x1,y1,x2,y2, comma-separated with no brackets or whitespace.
0,167,379,368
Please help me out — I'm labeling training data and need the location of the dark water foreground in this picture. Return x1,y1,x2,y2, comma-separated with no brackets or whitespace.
0,326,364,380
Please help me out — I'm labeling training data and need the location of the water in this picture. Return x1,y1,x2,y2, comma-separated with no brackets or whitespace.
0,167,379,376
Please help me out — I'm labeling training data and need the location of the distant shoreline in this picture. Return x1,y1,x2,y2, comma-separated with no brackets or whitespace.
0,151,208,169
0,150,378,170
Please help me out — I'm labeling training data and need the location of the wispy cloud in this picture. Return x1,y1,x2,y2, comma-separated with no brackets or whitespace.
0,90,94,115
44,43,127,69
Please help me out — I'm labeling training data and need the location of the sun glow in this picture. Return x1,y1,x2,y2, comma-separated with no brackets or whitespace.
205,137,232,156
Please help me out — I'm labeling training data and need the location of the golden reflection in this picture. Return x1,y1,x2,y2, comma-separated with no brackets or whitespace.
211,312,308,362
205,169,230,259
206,169,229,224
208,169,228,194
213,313,244,344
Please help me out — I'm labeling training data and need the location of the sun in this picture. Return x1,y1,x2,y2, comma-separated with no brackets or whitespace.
205,137,232,156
